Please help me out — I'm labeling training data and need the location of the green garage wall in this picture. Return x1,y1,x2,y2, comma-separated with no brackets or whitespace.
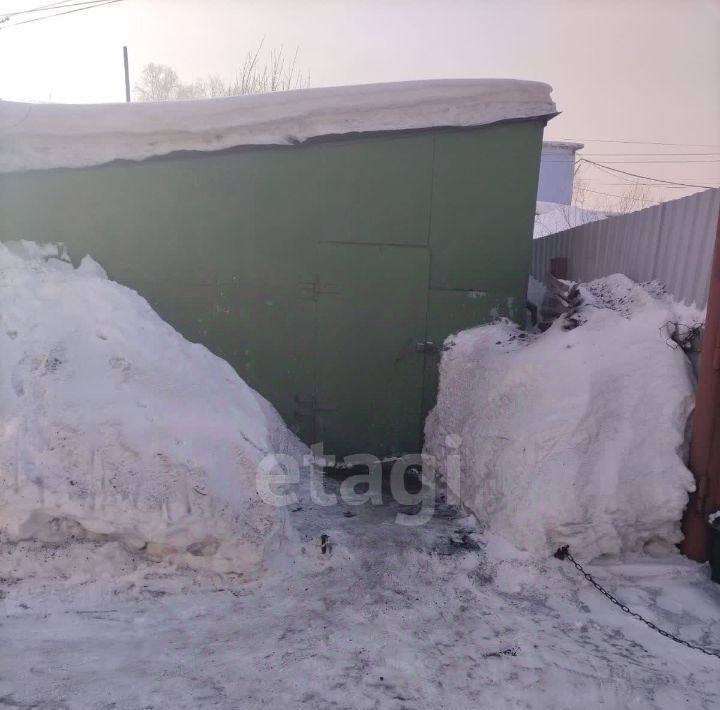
0,119,545,457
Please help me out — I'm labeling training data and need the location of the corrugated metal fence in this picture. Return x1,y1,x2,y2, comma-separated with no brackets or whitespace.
531,188,720,308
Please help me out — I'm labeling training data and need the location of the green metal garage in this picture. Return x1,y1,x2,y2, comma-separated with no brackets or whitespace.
0,80,556,457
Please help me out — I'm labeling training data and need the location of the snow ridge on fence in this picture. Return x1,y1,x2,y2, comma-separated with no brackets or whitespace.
531,188,720,309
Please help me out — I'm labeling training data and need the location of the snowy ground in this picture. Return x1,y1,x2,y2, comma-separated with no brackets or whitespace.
2,470,718,710
1,247,717,708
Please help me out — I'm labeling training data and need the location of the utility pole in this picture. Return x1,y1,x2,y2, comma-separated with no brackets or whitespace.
123,45,131,102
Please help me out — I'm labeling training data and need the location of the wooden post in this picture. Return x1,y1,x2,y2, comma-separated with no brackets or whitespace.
550,256,568,280
681,209,720,561
123,46,131,103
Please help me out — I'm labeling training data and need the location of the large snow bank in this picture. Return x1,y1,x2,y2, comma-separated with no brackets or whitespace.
425,274,698,561
0,241,305,574
0,79,555,173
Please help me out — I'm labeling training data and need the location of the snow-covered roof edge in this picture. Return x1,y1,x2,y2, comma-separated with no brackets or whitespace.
0,79,556,173
542,141,583,151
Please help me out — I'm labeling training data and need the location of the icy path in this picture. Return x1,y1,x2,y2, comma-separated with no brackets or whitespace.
1,473,718,709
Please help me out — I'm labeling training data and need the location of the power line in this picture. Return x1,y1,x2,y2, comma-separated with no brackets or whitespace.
580,159,720,164
581,187,660,204
1,0,106,18
582,174,720,184
583,185,720,190
544,157,720,164
556,137,720,148
578,159,719,190
580,152,720,157
0,0,121,28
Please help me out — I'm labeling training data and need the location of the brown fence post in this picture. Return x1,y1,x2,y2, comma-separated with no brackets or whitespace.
681,209,720,561
550,256,568,280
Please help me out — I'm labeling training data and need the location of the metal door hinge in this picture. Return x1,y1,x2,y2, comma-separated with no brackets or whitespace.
300,275,339,301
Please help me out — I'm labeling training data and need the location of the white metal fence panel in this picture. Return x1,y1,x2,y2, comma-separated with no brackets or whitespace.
531,188,720,308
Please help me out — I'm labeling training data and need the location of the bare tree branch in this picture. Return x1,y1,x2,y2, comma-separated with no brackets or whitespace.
133,43,310,102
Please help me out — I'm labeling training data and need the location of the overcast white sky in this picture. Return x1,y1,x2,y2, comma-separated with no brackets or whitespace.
1,0,719,207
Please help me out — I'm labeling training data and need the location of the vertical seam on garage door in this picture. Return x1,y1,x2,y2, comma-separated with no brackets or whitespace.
418,135,438,449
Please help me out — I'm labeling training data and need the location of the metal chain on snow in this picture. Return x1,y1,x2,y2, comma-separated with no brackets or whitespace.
556,547,720,659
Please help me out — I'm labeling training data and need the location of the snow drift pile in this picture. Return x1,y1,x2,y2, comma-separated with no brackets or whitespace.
0,242,305,574
0,79,555,172
425,274,699,561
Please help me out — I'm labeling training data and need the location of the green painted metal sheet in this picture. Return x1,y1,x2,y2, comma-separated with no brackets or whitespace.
318,134,434,246
428,122,541,292
0,119,545,457
315,243,429,456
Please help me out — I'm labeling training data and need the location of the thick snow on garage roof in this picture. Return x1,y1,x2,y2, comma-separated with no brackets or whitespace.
0,79,555,173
